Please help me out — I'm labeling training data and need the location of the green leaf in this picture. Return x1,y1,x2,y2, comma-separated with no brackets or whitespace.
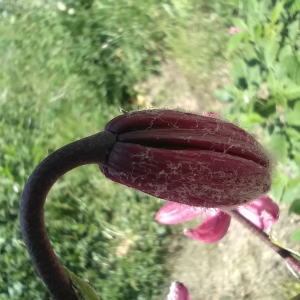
254,23,262,42
224,84,244,101
270,1,284,24
227,32,244,52
62,267,100,300
267,72,287,107
289,199,300,215
288,0,300,14
282,176,300,203
291,229,300,242
278,94,288,109
214,89,233,103
293,142,300,153
268,133,288,163
288,20,299,41
279,45,293,62
273,62,289,82
162,4,175,18
253,98,276,117
243,44,258,60
274,22,284,33
270,236,300,257
270,236,300,277
286,127,300,140
238,112,265,128
270,170,288,202
283,54,300,85
248,65,261,85
247,112,264,124
267,71,278,94
243,0,258,16
247,16,257,41
270,236,300,276
264,39,280,68
284,84,300,100
293,150,300,165
229,58,248,86
232,18,248,30
286,101,300,126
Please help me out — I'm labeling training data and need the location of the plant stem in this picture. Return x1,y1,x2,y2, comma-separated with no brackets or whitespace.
227,210,300,277
20,131,117,300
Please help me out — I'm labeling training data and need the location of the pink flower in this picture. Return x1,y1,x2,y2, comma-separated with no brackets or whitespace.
100,109,271,209
167,281,190,300
155,195,279,243
184,209,231,243
228,26,243,35
237,195,279,230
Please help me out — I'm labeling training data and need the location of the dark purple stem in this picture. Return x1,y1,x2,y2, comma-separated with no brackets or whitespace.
228,209,300,276
20,131,117,300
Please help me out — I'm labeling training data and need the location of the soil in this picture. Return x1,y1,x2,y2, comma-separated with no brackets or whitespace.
133,60,230,113
138,61,300,300
159,204,300,300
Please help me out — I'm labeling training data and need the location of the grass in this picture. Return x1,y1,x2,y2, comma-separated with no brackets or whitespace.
0,1,177,299
164,0,236,93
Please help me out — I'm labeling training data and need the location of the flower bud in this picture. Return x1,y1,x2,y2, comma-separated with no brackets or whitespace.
100,109,271,208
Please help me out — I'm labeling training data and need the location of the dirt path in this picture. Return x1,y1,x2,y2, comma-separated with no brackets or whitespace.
133,61,229,112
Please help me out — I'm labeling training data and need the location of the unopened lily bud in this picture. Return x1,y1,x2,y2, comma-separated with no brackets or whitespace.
100,109,271,208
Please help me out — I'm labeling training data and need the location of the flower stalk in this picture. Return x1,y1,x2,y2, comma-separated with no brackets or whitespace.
227,209,300,277
20,132,117,300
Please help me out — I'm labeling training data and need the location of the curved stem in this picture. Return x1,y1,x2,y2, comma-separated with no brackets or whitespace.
20,131,117,300
227,210,300,277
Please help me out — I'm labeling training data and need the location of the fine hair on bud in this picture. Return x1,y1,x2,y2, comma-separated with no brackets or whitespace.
100,109,273,209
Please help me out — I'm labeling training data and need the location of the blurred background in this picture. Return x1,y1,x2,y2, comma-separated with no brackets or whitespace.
1,0,300,299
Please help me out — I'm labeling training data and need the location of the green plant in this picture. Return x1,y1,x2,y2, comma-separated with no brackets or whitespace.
215,0,300,240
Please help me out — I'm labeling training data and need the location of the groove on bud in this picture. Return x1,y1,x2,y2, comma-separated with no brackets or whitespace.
100,109,272,208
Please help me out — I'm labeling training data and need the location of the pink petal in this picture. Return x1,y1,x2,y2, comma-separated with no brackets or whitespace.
184,210,231,243
167,281,190,300
155,201,204,224
237,195,279,230
202,111,223,118
228,26,242,35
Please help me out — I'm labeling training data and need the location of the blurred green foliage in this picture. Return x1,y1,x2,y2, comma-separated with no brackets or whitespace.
164,0,237,97
0,0,195,298
215,0,300,240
